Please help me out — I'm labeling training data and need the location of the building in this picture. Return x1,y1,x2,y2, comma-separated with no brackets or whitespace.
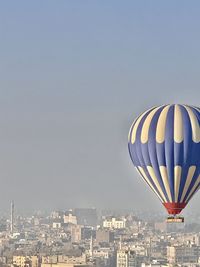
96,228,114,244
71,225,82,243
74,208,97,227
51,211,64,219
117,249,136,267
58,255,87,265
64,212,77,225
42,255,87,265
13,256,39,267
42,256,58,264
167,244,200,264
195,234,200,246
81,226,94,240
52,222,62,229
103,217,126,229
93,248,115,267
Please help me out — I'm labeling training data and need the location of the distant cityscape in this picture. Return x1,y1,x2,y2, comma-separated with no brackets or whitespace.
0,202,199,267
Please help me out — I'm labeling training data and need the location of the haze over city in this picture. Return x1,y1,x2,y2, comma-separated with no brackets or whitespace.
1,1,200,214
1,2,200,267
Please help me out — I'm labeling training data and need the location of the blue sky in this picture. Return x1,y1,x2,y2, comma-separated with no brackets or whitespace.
0,1,200,214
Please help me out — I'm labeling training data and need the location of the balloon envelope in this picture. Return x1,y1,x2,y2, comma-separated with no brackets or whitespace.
128,104,200,215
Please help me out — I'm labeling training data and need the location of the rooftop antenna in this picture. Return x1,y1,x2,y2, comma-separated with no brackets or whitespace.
11,200,14,234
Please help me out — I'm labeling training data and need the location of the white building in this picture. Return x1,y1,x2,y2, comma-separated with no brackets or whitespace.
52,222,62,229
117,249,136,267
103,217,126,229
64,213,77,225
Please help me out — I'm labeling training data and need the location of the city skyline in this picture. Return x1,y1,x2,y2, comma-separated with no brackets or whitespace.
1,204,200,267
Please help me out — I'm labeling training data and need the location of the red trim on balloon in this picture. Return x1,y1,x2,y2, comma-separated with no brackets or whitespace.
163,202,186,215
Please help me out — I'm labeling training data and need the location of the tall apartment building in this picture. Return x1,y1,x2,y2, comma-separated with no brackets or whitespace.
71,224,82,243
117,249,136,267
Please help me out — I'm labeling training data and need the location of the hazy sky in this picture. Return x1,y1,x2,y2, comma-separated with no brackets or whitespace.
0,1,200,214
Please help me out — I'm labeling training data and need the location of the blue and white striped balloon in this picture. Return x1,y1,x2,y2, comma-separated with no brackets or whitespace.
128,104,200,215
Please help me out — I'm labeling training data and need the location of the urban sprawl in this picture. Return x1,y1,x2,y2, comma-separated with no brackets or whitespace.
0,203,200,267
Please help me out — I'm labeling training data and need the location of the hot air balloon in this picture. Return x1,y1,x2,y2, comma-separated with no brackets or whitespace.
128,104,200,222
